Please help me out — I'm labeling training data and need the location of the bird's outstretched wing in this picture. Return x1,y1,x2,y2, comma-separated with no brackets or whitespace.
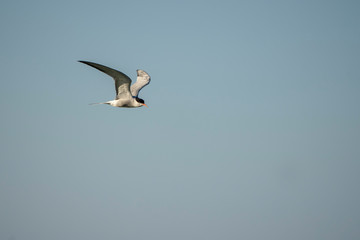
79,61,133,100
130,69,151,97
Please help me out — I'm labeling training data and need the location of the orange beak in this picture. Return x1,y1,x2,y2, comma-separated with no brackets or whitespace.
142,103,148,108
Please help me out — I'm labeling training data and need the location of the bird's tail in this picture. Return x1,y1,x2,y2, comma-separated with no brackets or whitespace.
88,102,110,105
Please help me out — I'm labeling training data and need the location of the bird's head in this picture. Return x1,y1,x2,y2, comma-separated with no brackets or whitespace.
135,97,148,107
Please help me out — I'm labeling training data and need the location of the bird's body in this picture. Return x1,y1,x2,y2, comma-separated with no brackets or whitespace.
101,99,140,108
79,61,151,108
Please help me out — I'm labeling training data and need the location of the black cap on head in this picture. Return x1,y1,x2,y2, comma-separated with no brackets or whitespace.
135,97,145,104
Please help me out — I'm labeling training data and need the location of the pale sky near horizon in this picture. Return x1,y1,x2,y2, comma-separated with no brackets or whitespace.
1,0,359,239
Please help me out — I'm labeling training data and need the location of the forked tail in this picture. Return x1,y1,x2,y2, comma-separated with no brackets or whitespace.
88,102,110,105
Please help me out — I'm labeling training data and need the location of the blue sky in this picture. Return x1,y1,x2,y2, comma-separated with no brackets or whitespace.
1,0,359,239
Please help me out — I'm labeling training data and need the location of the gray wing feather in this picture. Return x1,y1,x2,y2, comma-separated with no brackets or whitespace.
130,69,151,97
79,61,133,100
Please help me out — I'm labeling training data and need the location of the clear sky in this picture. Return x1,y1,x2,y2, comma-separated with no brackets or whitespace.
1,0,359,239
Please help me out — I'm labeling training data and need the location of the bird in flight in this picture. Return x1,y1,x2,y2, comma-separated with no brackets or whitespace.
79,61,151,108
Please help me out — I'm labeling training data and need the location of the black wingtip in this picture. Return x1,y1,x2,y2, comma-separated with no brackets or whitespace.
78,60,93,66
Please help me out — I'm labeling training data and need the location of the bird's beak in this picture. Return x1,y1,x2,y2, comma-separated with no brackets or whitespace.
142,103,148,108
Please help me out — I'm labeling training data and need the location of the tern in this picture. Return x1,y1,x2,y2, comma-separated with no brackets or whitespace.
79,61,151,108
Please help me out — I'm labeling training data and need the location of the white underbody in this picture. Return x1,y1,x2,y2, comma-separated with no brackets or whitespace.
106,99,143,108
